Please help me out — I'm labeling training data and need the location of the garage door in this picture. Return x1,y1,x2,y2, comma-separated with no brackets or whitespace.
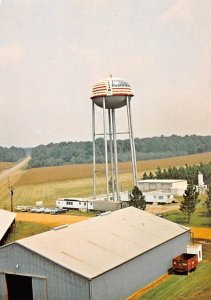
0,273,47,300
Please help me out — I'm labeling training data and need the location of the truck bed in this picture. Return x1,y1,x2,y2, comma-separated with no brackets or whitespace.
173,253,198,274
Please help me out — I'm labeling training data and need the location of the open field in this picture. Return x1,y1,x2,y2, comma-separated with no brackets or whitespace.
15,151,211,186
0,162,15,171
1,152,211,210
0,157,31,209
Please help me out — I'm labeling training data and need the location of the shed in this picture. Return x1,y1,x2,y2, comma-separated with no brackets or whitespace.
138,179,187,196
0,209,16,246
0,207,190,300
187,243,202,262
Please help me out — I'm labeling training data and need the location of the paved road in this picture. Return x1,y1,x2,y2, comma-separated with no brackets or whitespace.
0,157,31,184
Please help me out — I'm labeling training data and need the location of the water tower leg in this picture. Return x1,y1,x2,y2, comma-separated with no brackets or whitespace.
108,109,115,201
112,109,120,201
92,102,96,199
103,97,109,200
126,96,138,187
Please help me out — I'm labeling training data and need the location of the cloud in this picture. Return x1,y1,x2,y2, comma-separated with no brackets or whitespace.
160,0,207,25
0,44,26,67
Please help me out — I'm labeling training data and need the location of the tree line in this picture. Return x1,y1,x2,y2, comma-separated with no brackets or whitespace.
143,162,211,185
0,146,26,162
28,135,211,168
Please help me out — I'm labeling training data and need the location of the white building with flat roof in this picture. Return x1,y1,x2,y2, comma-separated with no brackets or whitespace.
138,179,187,196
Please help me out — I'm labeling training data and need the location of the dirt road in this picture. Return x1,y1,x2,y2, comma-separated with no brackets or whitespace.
190,227,211,240
0,157,31,184
16,212,90,227
145,202,180,214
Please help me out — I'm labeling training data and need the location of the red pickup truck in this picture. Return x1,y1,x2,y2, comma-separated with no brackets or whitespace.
172,253,198,274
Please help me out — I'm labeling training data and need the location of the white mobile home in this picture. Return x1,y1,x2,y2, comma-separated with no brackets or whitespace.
143,191,175,204
119,191,175,204
56,198,93,211
56,197,122,212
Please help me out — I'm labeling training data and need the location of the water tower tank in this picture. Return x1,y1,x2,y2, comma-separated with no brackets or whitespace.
91,77,134,109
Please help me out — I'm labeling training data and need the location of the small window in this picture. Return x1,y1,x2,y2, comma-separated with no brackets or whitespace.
159,196,163,200
84,203,86,206
79,202,81,205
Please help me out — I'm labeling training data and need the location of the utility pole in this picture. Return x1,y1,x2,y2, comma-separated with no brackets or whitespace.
9,186,14,212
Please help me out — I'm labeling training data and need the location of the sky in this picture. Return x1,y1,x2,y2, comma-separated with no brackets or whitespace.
0,0,210,147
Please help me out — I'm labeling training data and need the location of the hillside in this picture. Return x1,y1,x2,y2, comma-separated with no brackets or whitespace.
28,135,211,168
1,152,211,210
17,152,211,186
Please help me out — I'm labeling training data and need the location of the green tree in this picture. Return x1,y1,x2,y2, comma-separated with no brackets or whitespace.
180,183,199,223
142,172,148,180
205,184,211,215
155,166,162,179
149,171,154,179
129,186,146,210
108,177,116,193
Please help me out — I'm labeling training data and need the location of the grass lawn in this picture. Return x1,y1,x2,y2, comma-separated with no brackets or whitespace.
7,221,51,243
139,262,211,300
137,241,211,300
163,196,211,228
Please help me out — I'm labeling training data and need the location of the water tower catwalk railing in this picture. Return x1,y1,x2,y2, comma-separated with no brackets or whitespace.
91,77,138,201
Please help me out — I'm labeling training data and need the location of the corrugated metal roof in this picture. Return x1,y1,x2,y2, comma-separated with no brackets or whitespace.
0,209,16,241
17,207,189,279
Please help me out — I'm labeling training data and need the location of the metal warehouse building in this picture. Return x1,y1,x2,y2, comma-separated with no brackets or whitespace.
0,207,190,300
138,179,188,196
0,209,16,246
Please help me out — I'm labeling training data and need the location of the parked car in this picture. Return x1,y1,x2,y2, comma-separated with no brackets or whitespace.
44,208,52,214
30,207,37,213
34,208,45,213
15,206,24,212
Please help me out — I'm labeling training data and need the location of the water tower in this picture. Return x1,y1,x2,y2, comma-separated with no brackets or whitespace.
91,77,138,201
